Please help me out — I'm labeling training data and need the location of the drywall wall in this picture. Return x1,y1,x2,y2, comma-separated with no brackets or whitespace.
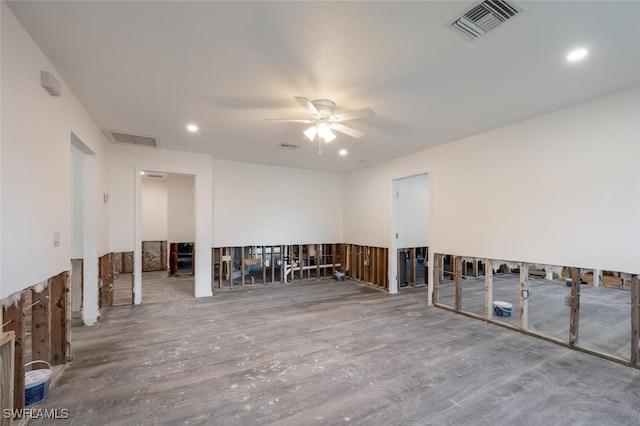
70,144,84,259
141,177,168,241
394,173,429,249
109,143,212,298
212,159,343,246
344,87,640,275
167,173,195,243
1,3,111,302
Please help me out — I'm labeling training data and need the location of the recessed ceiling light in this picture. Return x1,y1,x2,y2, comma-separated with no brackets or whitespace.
339,149,348,156
359,160,368,165
567,48,588,62
187,124,199,132
140,171,145,175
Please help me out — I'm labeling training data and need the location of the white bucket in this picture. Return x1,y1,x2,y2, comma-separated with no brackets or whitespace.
25,360,52,406
492,301,513,317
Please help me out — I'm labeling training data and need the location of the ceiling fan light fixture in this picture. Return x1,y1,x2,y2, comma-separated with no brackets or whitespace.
317,121,331,138
323,131,336,143
303,126,317,141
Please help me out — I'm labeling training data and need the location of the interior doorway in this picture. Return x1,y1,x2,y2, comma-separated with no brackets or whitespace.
126,171,195,303
391,173,430,294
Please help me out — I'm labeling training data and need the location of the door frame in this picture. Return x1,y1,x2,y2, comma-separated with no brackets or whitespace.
389,170,432,303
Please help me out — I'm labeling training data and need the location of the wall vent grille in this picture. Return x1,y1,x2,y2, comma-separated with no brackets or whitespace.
104,130,159,148
278,143,299,150
451,0,523,39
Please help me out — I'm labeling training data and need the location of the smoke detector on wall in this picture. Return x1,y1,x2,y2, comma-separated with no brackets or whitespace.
451,0,524,39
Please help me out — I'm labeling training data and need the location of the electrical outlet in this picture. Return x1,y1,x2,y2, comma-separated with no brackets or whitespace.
53,231,60,247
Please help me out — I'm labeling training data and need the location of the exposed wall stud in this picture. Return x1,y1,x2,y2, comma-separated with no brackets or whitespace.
569,267,581,346
519,263,529,330
631,275,639,365
50,272,69,366
485,259,493,320
454,257,462,310
410,248,416,286
262,246,267,284
3,293,25,409
240,246,246,286
0,331,15,417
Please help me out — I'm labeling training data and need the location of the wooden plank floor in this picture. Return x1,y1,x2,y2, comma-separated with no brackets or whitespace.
31,272,640,425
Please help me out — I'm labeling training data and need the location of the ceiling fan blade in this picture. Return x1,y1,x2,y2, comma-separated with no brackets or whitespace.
331,123,365,139
264,118,314,123
330,108,374,122
295,96,320,118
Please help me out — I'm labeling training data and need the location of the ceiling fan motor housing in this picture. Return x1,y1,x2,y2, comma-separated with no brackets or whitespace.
311,99,336,118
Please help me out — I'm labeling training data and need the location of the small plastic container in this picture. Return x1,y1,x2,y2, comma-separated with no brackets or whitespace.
493,301,513,317
25,360,52,406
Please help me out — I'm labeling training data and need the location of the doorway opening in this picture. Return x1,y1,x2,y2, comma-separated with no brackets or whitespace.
127,171,196,302
391,172,430,294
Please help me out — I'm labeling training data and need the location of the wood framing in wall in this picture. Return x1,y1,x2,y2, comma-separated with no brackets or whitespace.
434,252,640,369
454,256,462,311
49,272,69,366
1,270,72,410
569,267,581,347
632,275,639,365
31,285,52,364
211,244,346,289
99,253,114,310
339,244,387,290
2,294,25,410
0,331,15,425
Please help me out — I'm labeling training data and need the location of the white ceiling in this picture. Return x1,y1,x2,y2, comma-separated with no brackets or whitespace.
8,1,640,173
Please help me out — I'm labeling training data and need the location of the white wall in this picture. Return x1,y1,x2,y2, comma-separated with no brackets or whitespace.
1,3,111,300
167,173,195,243
394,174,429,249
141,177,168,241
70,144,84,258
345,87,640,275
212,159,343,246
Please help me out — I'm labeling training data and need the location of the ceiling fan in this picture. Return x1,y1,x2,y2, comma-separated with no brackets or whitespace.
266,97,374,152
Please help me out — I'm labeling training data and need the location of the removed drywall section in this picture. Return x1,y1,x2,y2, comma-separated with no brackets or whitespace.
1,3,111,299
344,87,640,275
212,159,343,247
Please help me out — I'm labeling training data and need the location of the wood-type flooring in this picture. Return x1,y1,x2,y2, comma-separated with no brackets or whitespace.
30,272,640,425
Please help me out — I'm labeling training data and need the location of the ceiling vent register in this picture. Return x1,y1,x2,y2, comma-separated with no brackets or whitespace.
451,0,523,39
105,130,158,148
278,143,299,150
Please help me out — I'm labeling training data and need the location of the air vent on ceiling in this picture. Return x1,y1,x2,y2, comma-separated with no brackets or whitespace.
278,143,299,150
104,130,159,148
451,0,523,39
